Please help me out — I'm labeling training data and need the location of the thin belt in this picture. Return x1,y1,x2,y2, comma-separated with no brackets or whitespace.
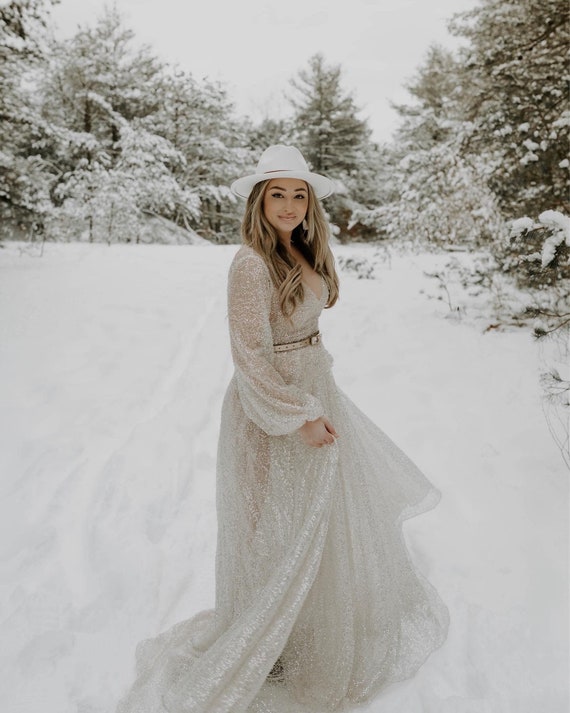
273,330,321,353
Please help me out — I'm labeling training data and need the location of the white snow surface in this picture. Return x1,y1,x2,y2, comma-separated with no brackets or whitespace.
0,242,567,713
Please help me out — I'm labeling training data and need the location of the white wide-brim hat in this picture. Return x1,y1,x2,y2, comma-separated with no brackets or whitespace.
230,145,334,199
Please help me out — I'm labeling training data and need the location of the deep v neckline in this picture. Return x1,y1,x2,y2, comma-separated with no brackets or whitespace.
302,275,325,302
288,243,324,301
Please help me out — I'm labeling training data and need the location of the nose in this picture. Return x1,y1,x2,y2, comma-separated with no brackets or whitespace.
283,197,296,213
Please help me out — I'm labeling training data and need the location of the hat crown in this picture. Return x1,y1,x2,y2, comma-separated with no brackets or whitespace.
256,145,310,175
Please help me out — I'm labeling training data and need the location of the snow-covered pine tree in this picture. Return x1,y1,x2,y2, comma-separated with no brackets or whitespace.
41,7,200,242
449,0,569,217
53,123,200,244
288,53,381,240
289,53,370,176
144,70,251,242
42,6,163,147
0,0,56,240
367,45,505,247
440,0,570,302
244,117,294,156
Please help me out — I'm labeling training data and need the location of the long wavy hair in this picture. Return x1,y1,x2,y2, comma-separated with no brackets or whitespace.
241,180,339,317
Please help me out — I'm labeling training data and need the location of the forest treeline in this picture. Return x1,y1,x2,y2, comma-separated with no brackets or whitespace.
1,0,568,258
2,0,569,454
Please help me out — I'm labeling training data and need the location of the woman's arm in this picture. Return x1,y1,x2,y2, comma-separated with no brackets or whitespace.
227,250,325,436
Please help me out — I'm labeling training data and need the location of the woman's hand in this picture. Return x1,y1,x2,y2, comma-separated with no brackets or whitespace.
298,417,339,448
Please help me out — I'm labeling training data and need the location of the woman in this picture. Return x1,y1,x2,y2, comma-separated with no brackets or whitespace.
117,145,449,713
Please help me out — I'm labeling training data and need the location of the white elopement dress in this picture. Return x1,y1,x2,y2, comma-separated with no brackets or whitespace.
116,245,449,713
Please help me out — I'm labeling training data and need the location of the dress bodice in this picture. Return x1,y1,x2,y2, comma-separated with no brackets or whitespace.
268,272,328,346
230,245,333,397
224,245,332,436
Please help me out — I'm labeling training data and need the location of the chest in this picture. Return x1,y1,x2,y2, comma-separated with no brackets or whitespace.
290,247,323,300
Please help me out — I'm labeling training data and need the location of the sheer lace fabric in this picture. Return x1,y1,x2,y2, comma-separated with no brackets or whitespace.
117,245,449,713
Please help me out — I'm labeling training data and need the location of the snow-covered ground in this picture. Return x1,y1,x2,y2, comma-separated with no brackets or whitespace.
0,241,567,713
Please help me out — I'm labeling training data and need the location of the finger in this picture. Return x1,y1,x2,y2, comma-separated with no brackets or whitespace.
322,418,339,437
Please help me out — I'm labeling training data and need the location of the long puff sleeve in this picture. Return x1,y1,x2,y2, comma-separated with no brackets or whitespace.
227,249,324,436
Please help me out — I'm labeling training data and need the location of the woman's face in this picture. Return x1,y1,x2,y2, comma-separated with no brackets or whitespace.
262,178,308,240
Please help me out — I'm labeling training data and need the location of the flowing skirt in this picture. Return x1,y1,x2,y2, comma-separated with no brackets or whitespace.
117,364,449,713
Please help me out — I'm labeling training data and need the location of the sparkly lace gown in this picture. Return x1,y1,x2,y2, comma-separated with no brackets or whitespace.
117,245,449,713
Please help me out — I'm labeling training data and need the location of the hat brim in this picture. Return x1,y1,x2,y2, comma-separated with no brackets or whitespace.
230,170,333,200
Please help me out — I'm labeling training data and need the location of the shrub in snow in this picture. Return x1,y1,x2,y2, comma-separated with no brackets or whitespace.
503,210,570,288
352,144,506,248
336,255,375,280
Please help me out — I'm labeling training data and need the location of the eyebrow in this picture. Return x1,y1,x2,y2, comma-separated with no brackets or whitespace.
269,186,307,192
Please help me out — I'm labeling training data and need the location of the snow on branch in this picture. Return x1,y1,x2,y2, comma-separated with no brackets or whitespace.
509,210,570,268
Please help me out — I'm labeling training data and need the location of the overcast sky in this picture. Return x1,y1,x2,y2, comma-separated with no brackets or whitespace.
49,0,478,143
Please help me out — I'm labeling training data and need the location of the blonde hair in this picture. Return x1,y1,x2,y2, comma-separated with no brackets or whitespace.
241,180,339,317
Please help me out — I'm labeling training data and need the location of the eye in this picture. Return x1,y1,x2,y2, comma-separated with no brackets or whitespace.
294,194,306,200
270,192,283,199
